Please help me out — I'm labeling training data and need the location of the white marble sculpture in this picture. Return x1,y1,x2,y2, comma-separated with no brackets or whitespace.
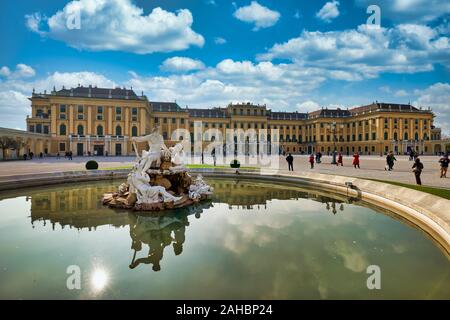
189,175,214,201
101,127,213,211
169,143,184,166
128,164,182,204
131,128,168,174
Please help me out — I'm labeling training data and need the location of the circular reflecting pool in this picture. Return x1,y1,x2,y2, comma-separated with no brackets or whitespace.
0,178,448,299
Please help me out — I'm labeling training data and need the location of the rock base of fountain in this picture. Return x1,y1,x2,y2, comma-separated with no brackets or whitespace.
102,129,213,212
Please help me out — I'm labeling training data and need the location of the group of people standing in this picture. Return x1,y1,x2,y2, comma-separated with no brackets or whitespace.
22,151,46,160
285,151,449,186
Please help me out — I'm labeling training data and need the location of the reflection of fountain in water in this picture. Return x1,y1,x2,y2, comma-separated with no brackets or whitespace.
128,201,213,272
24,179,352,271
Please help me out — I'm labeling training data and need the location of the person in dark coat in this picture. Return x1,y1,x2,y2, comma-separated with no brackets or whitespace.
286,153,294,171
337,152,343,166
439,154,449,178
412,158,424,185
309,154,315,169
352,152,360,169
386,151,396,171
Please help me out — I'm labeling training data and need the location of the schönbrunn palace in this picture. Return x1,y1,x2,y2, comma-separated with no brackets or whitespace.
1,85,449,159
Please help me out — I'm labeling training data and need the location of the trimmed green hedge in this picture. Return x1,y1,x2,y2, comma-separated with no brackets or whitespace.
85,160,99,170
230,159,240,168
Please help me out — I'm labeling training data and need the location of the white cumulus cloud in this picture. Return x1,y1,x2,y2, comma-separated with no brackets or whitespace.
214,37,227,45
258,24,449,80
0,69,116,129
414,83,450,134
0,64,36,79
160,57,205,72
233,1,281,31
25,0,204,54
355,0,450,23
316,1,340,23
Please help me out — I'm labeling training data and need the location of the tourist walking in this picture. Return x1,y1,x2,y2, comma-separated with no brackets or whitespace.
309,154,315,169
337,152,343,166
412,157,424,185
286,153,294,171
352,152,360,169
439,154,449,178
386,151,396,171
68,151,73,160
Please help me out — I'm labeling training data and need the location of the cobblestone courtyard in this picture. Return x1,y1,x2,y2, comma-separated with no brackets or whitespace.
0,154,448,189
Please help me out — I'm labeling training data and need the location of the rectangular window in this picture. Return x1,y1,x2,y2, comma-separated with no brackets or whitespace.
154,117,159,123
77,105,83,113
132,107,138,115
97,106,103,113
116,107,122,114
60,114,66,120
116,115,122,121
60,105,66,113
372,132,376,140
365,133,369,141
97,115,103,121
180,118,185,124
163,118,167,124
172,118,176,124
29,125,35,132
44,126,49,134
77,114,84,120
59,143,66,152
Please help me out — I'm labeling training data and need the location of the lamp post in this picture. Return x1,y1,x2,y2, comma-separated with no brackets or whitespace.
327,122,342,164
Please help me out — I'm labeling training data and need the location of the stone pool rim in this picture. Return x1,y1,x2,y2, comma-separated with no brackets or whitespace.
0,168,448,256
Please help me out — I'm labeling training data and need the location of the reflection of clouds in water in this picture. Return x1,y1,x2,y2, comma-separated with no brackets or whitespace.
392,243,407,254
367,230,378,241
328,240,369,273
301,206,373,237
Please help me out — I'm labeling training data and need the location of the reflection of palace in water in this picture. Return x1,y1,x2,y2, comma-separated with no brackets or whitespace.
26,180,347,271
211,179,346,214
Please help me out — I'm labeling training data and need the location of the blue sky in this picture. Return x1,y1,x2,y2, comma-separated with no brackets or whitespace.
0,0,449,133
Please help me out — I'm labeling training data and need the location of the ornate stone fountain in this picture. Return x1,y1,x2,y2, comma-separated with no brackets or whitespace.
102,128,213,211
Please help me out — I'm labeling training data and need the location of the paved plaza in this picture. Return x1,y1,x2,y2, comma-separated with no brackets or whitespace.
0,154,448,189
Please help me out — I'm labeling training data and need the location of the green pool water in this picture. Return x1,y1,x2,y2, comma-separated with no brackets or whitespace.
0,178,448,299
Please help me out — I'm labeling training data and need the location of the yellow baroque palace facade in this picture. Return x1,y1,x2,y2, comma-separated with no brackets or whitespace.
6,85,446,158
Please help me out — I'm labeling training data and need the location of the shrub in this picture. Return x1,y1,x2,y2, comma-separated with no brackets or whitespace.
230,159,240,169
85,160,99,170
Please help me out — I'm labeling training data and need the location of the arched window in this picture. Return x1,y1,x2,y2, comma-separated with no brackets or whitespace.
384,131,388,140
36,124,42,133
77,125,84,135
115,125,122,136
404,132,408,141
393,132,398,141
424,133,428,140
131,126,138,137
60,124,67,136
97,125,103,136
414,132,419,141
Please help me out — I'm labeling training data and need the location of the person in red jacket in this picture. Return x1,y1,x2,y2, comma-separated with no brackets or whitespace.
337,152,343,166
352,152,360,169
309,154,315,169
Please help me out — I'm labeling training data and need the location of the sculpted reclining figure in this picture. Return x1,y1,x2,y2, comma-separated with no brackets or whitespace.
131,127,169,174
128,168,182,204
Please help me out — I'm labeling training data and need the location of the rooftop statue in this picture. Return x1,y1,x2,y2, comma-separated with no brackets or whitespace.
102,127,213,211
